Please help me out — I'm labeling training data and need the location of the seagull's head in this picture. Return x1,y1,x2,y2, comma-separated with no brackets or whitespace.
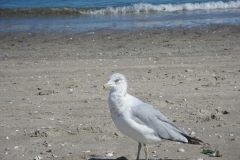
103,73,127,92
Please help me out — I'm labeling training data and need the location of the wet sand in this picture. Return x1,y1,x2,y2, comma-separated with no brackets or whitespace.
0,25,240,160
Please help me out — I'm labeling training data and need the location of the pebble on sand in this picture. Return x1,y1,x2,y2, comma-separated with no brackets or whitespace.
105,151,114,157
177,148,185,152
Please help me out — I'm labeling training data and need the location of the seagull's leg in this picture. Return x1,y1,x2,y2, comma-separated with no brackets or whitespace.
143,144,148,160
136,142,142,160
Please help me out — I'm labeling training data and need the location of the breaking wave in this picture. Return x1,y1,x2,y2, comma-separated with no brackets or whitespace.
1,1,240,17
87,1,240,15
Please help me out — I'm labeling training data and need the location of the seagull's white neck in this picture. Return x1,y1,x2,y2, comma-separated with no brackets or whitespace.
108,89,127,110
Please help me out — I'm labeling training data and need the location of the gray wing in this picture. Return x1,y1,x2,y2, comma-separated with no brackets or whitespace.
131,102,189,142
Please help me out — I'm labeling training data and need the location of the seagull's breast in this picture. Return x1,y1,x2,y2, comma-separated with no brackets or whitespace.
110,97,161,144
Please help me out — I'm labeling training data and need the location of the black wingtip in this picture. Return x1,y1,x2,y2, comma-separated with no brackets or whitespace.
183,134,204,145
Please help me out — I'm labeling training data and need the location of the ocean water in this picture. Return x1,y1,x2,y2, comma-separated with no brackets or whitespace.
0,0,240,32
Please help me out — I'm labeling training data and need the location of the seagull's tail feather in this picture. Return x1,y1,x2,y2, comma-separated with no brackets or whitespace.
182,134,204,145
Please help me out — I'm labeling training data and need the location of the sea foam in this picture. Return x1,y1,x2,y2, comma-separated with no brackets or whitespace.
85,1,240,15
1,1,239,17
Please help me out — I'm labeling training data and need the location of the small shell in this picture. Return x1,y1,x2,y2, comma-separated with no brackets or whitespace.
177,148,185,152
14,146,19,149
105,151,114,157
105,152,113,157
35,155,44,160
6,136,9,140
152,151,157,153
190,131,196,136
52,154,57,158
210,152,216,157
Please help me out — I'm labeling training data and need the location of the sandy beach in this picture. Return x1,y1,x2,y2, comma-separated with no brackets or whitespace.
0,25,240,160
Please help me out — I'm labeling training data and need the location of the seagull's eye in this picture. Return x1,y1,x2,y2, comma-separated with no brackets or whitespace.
114,79,120,83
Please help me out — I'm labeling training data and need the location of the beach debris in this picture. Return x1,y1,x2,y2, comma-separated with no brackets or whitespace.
35,155,44,160
190,131,196,136
29,130,47,137
177,148,185,152
210,152,217,157
211,114,217,119
185,69,193,72
43,141,48,147
202,149,222,157
210,114,223,121
202,149,214,154
52,154,57,158
105,151,114,157
5,148,10,154
222,110,229,114
114,132,120,137
14,146,19,149
38,90,58,95
212,150,222,157
83,150,91,153
152,154,158,157
152,151,157,153
5,136,9,140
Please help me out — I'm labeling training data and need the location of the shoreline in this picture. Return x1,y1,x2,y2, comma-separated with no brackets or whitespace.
0,24,240,160
1,24,240,60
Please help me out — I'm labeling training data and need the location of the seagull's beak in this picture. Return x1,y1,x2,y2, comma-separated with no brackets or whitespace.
102,83,110,90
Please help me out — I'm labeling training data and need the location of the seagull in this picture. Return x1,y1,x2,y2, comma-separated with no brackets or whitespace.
103,73,203,160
